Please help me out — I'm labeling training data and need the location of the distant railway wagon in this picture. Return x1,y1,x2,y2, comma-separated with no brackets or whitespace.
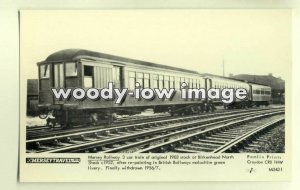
249,83,271,106
205,75,251,108
36,49,271,127
205,75,271,108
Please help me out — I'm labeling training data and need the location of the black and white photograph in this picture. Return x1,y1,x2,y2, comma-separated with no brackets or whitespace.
19,9,291,182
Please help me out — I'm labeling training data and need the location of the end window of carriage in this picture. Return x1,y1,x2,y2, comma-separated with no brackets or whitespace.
65,62,78,77
40,64,50,79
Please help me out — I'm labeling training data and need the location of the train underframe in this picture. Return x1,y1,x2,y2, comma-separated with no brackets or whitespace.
223,100,269,109
39,100,269,129
39,102,216,128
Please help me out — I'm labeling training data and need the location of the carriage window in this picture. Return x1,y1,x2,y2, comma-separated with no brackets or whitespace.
153,74,158,88
84,66,93,88
164,76,170,89
190,79,193,88
137,72,143,87
65,63,77,77
170,76,175,88
186,78,190,87
158,75,164,89
193,79,196,88
40,65,50,79
128,71,136,90
144,73,150,88
180,77,185,88
175,77,180,89
113,67,120,81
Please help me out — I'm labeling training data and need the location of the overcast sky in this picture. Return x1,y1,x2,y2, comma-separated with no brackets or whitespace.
21,10,291,80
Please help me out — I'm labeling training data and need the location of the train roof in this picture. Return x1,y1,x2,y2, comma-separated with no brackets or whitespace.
247,82,271,88
203,73,248,83
38,49,199,75
204,73,271,87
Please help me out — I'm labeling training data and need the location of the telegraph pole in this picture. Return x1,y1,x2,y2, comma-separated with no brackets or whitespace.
222,59,225,77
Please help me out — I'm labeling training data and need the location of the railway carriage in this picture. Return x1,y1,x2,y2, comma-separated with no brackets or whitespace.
205,75,251,108
37,49,208,127
37,49,272,128
249,83,271,106
205,75,271,108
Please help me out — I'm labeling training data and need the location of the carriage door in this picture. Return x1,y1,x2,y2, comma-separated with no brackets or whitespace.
113,66,123,89
53,63,65,104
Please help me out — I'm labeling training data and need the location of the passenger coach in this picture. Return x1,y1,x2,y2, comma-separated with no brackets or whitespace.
205,75,251,108
37,49,271,127
38,49,208,126
204,75,271,108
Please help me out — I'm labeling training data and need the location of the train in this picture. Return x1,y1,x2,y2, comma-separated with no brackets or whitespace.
36,49,271,127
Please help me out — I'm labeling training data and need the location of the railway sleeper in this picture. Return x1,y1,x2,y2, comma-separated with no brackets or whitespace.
243,147,259,152
183,145,213,152
221,131,244,136
174,148,199,153
205,136,231,141
210,134,237,139
190,141,220,148
197,139,226,145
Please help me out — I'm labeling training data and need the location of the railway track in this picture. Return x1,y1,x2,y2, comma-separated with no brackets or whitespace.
26,107,284,153
26,113,169,131
237,122,285,153
137,116,284,153
26,107,283,140
26,113,170,139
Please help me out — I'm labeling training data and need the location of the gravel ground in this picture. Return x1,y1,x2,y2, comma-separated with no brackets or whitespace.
255,124,285,153
240,124,285,153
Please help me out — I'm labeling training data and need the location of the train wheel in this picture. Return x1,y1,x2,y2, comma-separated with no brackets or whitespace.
211,105,216,112
89,113,99,126
61,110,71,129
205,105,210,112
107,113,116,125
39,112,49,119
197,105,201,114
200,104,205,113
169,106,176,116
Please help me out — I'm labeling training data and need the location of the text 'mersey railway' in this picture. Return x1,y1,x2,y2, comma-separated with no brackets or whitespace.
51,82,248,104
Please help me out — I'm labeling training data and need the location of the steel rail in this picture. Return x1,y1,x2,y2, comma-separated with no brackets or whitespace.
38,109,283,153
137,111,284,153
212,118,284,153
27,107,283,142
